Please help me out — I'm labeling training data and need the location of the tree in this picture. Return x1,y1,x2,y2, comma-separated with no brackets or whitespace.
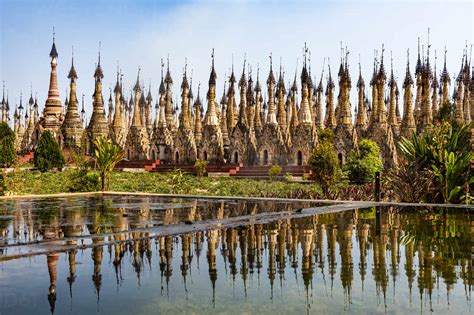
397,122,472,204
0,122,16,167
345,139,383,184
34,130,65,172
94,137,124,191
308,132,342,197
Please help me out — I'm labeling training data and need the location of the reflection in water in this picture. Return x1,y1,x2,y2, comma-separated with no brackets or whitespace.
0,197,472,314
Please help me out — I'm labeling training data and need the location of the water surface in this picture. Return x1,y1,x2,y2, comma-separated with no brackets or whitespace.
0,196,472,314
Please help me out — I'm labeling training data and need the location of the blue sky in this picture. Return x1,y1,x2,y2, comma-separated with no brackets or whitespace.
1,0,473,117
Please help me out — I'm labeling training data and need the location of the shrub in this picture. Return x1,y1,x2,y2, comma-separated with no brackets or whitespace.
397,122,472,204
308,137,342,197
34,130,65,172
0,122,16,167
268,165,282,181
194,159,208,177
345,139,383,185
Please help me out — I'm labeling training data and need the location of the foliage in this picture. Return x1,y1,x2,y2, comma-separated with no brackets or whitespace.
94,137,125,191
194,159,208,177
0,122,16,167
284,172,294,182
268,165,282,180
435,101,454,123
167,169,189,194
345,139,383,185
387,162,436,203
0,173,6,196
33,130,65,172
318,128,334,143
397,122,472,204
308,136,342,197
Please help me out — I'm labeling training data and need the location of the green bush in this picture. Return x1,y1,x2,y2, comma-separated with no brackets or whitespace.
308,136,342,197
194,159,208,177
0,122,16,167
397,122,473,204
33,130,65,172
345,139,383,184
268,165,282,180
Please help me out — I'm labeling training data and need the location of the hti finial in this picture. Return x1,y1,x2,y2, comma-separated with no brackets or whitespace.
71,46,74,64
407,48,410,66
98,41,101,65
243,53,246,73
304,42,308,66
345,46,349,67
381,44,385,64
358,54,361,74
257,62,260,81
53,26,55,43
417,37,420,57
184,57,187,76
390,51,393,71
320,57,326,81
161,58,164,78
211,48,215,66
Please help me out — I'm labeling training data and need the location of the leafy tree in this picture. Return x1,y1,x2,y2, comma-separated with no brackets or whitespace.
397,122,472,204
94,137,125,191
194,159,208,177
345,139,383,184
34,130,65,172
308,132,342,197
0,122,16,168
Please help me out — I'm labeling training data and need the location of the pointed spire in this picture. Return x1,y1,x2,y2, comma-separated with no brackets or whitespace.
114,61,121,94
415,37,422,76
388,51,396,88
403,49,414,88
159,58,166,95
94,42,104,80
440,46,451,85
50,26,58,58
28,83,34,105
165,55,173,84
357,54,365,89
327,59,335,89
134,67,141,93
68,46,78,79
267,53,276,85
209,48,217,86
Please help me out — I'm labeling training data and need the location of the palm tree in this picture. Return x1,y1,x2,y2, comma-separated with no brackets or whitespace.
94,137,124,191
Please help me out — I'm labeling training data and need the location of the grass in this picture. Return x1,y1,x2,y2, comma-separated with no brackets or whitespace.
2,169,326,199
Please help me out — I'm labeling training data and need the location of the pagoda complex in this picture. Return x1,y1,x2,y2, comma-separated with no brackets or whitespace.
8,35,474,169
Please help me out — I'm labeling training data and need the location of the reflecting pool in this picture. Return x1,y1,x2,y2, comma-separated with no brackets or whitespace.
0,195,472,314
